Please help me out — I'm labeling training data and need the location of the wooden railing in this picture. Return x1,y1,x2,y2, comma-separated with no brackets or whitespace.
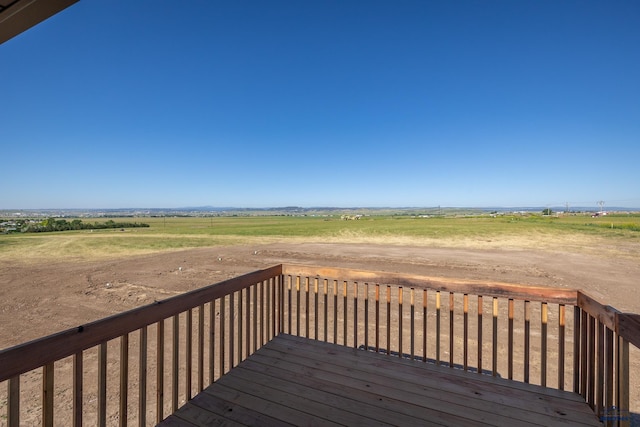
1,264,638,426
280,265,640,427
0,265,283,427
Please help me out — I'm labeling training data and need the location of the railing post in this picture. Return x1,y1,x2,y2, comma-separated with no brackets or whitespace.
43,362,54,427
573,306,581,394
172,315,179,413
7,376,19,427
139,326,147,427
450,293,455,369
98,343,107,427
73,351,83,427
422,290,427,363
558,304,565,390
364,283,369,350
435,291,441,365
524,300,530,383
120,334,129,427
507,299,513,379
492,297,498,376
354,282,358,349
477,295,483,374
156,320,164,424
541,302,547,387
616,335,630,427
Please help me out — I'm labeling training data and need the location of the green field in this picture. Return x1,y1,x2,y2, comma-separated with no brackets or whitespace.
1,213,639,262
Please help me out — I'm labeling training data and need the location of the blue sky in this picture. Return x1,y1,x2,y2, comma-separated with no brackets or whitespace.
2,0,639,209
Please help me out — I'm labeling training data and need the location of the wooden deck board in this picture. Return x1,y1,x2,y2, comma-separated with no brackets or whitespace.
159,334,602,427
269,335,598,424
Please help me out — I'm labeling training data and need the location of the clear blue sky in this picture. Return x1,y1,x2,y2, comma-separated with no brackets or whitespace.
2,0,639,209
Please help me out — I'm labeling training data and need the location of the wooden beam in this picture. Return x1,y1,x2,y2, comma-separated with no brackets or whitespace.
282,265,578,305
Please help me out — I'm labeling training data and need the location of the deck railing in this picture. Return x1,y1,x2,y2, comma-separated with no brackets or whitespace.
1,264,638,426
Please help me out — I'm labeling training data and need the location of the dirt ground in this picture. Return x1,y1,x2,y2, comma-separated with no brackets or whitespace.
1,242,639,423
2,242,639,347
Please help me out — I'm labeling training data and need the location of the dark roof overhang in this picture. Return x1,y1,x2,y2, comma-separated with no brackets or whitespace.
0,0,79,44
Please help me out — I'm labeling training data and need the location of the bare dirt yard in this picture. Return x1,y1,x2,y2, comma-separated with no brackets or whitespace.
1,241,639,424
2,242,639,347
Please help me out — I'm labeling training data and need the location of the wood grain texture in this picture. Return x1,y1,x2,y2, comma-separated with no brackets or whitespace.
160,334,602,427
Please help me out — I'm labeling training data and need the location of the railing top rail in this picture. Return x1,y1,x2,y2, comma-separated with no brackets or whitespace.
0,264,283,382
617,313,640,349
576,291,620,331
281,264,579,305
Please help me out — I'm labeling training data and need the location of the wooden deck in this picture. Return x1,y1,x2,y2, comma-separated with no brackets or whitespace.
159,334,601,426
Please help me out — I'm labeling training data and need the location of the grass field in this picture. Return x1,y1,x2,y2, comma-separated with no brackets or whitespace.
1,213,639,262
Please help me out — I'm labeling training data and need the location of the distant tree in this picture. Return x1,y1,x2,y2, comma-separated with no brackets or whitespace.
542,208,553,216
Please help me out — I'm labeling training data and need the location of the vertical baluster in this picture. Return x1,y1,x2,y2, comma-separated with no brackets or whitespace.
477,295,483,374
524,300,530,383
43,362,55,427
605,327,614,425
423,290,428,363
287,277,292,335
323,279,329,342
364,283,369,350
450,292,455,368
573,306,581,394
398,287,403,358
252,284,258,354
279,276,285,335
258,281,265,347
597,321,604,419
375,284,380,353
198,305,204,392
410,288,415,361
314,278,319,340
266,279,272,341
98,343,107,427
492,297,498,377
73,352,83,427
156,320,164,424
172,315,179,412
238,290,243,365
541,302,547,387
272,277,277,339
558,304,565,390
245,288,251,359
386,285,391,355
435,291,440,366
8,376,20,427
508,299,514,380
120,334,129,427
616,335,629,425
333,280,338,344
185,310,192,401
343,281,348,347
230,292,235,369
305,277,310,338
139,327,147,427
208,308,218,384
580,310,588,398
220,296,226,376
296,276,301,337
353,282,358,349
588,315,596,408
463,294,468,371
